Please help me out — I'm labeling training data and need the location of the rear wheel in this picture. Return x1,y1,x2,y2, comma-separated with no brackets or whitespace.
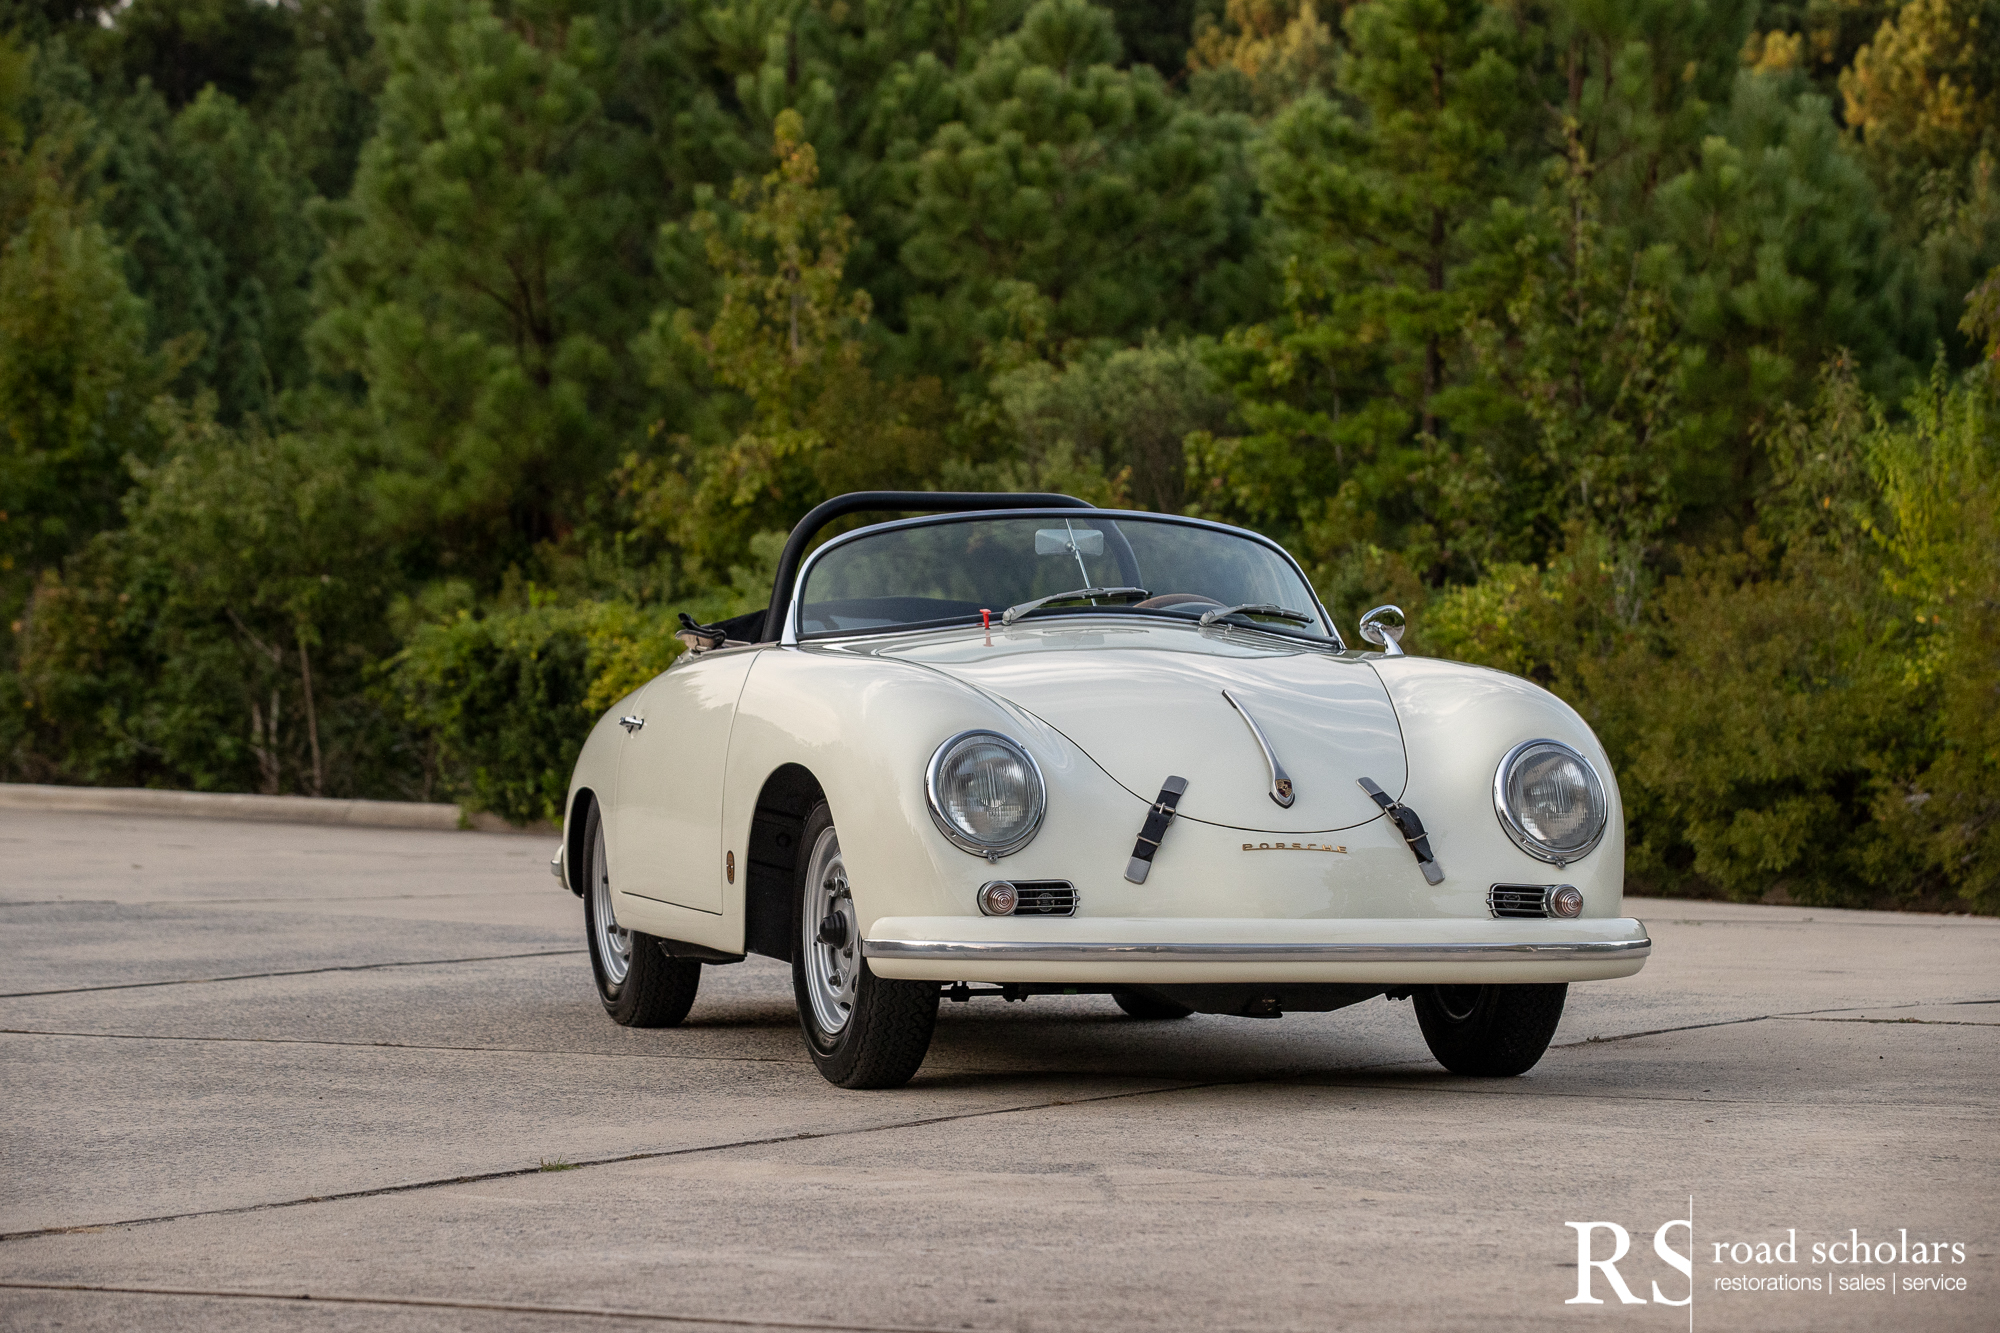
1413,983,1566,1076
585,803,700,1028
792,802,938,1089
1113,990,1195,1020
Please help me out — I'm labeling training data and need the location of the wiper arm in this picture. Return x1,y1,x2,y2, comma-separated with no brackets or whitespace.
1197,602,1316,629
1000,586,1149,626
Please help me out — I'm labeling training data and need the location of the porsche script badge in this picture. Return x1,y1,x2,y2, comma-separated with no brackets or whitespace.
1242,841,1346,854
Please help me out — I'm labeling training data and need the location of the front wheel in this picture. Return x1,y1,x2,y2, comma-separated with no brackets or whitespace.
584,803,700,1028
791,802,938,1089
1413,983,1567,1076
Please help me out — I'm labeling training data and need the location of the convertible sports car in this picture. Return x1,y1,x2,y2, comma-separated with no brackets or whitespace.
553,492,1649,1088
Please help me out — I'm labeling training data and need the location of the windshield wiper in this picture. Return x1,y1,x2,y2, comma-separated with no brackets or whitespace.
1000,586,1150,626
1197,602,1316,629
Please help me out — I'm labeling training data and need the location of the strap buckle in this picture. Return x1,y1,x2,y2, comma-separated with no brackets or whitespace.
1125,776,1189,883
1358,777,1445,886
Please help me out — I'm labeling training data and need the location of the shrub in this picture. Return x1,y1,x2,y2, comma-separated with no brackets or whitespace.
385,600,687,825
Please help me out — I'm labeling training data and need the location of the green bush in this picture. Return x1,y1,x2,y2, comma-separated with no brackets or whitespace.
1423,366,1999,912
385,599,688,826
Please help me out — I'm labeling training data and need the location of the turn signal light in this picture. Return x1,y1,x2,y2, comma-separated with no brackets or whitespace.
1549,885,1584,918
977,881,1018,916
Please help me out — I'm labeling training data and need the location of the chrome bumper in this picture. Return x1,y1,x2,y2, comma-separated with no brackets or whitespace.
860,916,1651,984
863,937,1650,965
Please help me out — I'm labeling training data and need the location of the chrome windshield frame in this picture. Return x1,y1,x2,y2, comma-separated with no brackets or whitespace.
781,508,1344,650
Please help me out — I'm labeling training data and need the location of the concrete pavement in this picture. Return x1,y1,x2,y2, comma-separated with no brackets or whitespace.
1,808,1994,1331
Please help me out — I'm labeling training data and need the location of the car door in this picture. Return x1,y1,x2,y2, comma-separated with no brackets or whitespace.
612,648,761,914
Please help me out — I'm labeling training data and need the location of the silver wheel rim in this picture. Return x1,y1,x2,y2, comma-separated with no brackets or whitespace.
802,824,859,1036
591,819,632,987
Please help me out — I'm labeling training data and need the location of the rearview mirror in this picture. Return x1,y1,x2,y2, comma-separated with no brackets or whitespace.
1035,528,1104,557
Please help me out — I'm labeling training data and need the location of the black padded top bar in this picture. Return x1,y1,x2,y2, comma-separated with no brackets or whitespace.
761,491,1093,642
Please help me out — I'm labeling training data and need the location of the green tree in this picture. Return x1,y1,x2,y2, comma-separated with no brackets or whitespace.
647,110,949,573
86,0,296,109
12,402,394,794
1470,146,1688,601
310,0,673,580
679,0,1032,341
1192,0,1534,579
167,88,316,420
1540,0,1756,220
899,0,1266,376
991,336,1233,512
1841,0,2000,187
1186,0,1339,116
1837,0,2000,371
0,67,181,609
1651,69,1906,517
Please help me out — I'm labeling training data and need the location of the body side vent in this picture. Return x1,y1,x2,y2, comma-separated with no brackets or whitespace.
1488,884,1552,918
1011,881,1078,916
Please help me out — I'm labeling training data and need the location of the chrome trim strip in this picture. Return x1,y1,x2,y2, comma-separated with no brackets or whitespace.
783,508,1344,649
1220,689,1295,808
862,937,1652,964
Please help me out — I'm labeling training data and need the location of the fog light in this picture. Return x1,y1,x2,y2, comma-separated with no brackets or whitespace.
977,881,1018,916
1549,885,1584,918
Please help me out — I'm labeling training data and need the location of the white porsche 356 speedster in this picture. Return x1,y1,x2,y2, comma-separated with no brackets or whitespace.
553,492,1649,1088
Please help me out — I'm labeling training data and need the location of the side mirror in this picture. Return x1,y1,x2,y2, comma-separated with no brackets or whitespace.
1358,604,1407,656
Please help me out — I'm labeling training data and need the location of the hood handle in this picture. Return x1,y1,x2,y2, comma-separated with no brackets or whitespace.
1222,690,1295,809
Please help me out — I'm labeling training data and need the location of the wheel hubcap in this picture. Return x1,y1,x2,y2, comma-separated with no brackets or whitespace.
802,825,859,1035
591,821,632,987
1434,984,1483,1022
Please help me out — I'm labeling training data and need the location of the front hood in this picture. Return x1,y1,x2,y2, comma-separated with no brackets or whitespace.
859,621,1406,833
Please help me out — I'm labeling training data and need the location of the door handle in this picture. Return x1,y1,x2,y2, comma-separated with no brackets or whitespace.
619,716,645,734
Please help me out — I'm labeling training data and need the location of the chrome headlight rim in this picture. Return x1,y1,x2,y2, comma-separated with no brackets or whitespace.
924,729,1047,859
1492,738,1608,866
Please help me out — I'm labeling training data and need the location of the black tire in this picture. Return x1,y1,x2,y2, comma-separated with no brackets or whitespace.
791,801,938,1089
1413,983,1567,1076
1113,989,1195,1021
584,802,700,1028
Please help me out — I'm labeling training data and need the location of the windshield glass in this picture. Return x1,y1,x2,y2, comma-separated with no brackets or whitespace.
797,514,1331,641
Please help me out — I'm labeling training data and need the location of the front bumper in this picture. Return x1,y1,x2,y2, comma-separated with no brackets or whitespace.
862,916,1651,985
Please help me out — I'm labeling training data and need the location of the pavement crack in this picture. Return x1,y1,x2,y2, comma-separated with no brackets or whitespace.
132,891,561,905
0,1281,975,1331
0,949,585,998
1555,1015,1771,1046
1553,995,2000,1047
1778,1016,1998,1027
0,1079,1228,1243
0,1028,1443,1083
0,1027,819,1065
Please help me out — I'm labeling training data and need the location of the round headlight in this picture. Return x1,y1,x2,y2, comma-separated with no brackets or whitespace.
926,731,1046,858
1493,739,1608,864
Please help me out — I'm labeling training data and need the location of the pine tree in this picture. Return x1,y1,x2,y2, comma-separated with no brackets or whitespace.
1186,0,1338,116
899,0,1265,377
646,110,949,573
0,49,182,610
1195,0,1535,578
309,0,673,580
1651,68,1906,517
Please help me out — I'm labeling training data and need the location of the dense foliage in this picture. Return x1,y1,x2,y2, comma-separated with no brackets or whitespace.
1,0,1994,911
